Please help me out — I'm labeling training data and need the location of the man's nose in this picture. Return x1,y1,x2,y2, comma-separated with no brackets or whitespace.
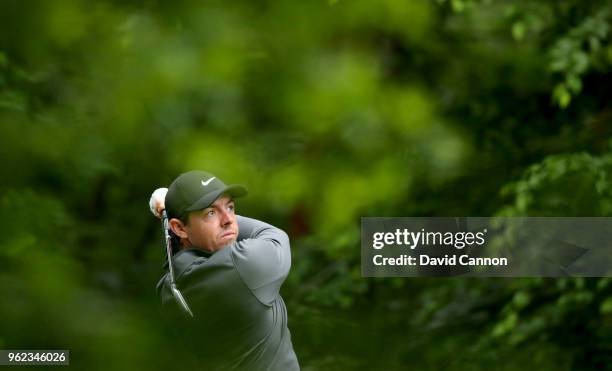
219,208,234,227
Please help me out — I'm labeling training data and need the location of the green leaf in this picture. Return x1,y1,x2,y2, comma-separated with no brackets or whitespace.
601,297,612,314
512,22,526,41
553,84,571,108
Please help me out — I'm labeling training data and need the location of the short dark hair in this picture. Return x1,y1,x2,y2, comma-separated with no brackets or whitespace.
169,229,181,254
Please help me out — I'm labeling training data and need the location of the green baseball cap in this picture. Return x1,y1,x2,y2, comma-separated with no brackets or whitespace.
165,170,248,219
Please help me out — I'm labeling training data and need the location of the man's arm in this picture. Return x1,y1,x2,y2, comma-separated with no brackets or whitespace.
231,215,292,305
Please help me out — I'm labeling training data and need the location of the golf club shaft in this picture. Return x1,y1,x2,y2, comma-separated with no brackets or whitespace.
161,211,194,317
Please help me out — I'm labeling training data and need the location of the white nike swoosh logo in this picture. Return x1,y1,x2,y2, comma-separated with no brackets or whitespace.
201,177,216,186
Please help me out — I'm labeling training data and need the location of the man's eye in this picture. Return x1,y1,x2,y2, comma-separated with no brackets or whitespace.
227,204,235,212
207,210,216,217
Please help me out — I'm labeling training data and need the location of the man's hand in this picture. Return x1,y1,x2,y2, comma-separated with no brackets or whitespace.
149,187,168,219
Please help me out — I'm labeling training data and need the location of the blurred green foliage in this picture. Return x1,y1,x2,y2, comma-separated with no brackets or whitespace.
0,0,611,369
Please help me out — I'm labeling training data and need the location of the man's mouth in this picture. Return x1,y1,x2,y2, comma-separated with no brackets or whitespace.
220,231,236,239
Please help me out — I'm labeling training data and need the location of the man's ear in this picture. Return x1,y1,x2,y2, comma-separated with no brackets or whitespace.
169,218,188,239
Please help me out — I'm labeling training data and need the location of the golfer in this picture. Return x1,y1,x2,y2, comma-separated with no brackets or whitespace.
151,170,300,370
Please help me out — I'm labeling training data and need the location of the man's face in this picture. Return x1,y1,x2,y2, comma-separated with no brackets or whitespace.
182,195,238,252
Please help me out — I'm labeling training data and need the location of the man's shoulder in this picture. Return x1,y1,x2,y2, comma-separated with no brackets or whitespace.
173,248,214,275
157,249,217,291
229,233,291,294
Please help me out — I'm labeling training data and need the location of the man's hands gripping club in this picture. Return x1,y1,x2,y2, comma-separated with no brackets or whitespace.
149,187,168,219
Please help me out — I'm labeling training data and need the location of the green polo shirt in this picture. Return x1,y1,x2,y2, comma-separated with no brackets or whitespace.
156,216,300,370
